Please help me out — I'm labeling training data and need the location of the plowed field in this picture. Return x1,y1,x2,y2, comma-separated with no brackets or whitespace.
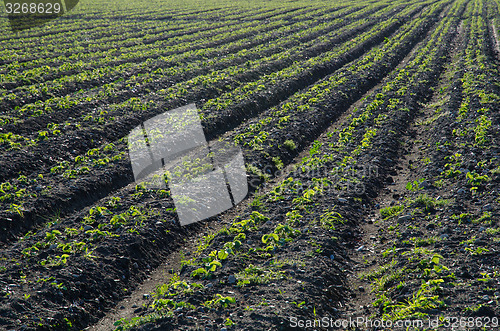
1,0,499,330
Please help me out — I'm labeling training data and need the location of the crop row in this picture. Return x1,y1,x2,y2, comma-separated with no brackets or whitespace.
0,2,449,329
0,1,417,183
0,0,443,258
225,0,449,171
0,0,432,232
113,1,471,328
0,6,276,50
0,6,325,89
0,4,388,145
361,0,500,323
267,0,468,324
0,4,364,117
0,2,258,44
0,7,233,62
0,7,241,57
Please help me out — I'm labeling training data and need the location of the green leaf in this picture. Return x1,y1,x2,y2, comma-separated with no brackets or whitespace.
191,268,209,278
431,254,442,265
209,260,222,271
218,250,229,260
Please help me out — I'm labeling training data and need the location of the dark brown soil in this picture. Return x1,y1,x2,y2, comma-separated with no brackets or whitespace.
1,1,499,330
